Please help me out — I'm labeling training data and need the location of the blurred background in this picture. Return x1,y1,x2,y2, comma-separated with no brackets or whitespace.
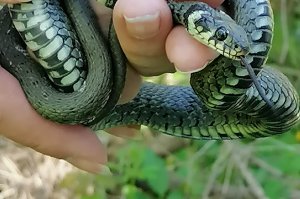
1,0,300,198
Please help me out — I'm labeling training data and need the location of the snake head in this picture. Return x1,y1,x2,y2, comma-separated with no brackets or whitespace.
186,8,250,60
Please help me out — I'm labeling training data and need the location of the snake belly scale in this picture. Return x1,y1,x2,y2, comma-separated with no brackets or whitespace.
0,0,299,140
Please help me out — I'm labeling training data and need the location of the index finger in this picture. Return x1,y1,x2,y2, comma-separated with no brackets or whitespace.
166,0,224,73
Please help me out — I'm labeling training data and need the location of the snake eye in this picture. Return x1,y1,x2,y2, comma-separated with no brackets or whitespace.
215,27,228,41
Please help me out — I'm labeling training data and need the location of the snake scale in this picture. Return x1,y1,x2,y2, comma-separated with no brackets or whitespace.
0,0,299,140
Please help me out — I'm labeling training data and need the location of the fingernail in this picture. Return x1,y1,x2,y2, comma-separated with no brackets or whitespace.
67,158,112,175
124,12,160,39
98,165,112,176
175,60,213,73
175,64,205,74
105,126,142,140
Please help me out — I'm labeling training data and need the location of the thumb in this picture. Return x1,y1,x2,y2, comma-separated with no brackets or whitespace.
112,0,174,76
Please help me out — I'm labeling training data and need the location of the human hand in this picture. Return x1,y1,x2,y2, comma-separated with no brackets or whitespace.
0,0,108,174
0,0,223,173
95,0,223,136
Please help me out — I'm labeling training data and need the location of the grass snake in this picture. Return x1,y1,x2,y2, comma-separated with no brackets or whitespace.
0,0,299,140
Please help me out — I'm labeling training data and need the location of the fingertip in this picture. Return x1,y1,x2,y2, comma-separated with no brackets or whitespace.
112,0,174,75
57,125,108,164
123,11,161,40
114,0,170,40
166,26,219,73
67,158,111,174
106,125,141,140
22,123,108,167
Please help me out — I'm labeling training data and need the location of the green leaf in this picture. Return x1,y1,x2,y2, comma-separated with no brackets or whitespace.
115,143,146,181
140,149,169,196
263,179,288,199
81,195,106,199
122,185,151,199
166,190,184,199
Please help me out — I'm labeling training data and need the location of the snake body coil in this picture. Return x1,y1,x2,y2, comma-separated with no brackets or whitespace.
8,1,87,93
0,0,126,125
0,0,299,140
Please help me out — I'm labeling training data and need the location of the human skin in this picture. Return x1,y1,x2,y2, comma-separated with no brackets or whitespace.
0,0,223,173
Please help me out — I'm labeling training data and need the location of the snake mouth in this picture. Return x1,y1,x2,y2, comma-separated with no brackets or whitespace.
212,42,249,60
236,47,250,58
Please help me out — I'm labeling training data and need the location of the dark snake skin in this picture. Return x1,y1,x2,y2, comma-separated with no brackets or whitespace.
0,0,299,140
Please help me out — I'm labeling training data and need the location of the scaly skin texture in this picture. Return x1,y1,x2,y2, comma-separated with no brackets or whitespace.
92,66,299,139
0,0,299,140
9,1,87,92
93,0,300,139
0,0,126,125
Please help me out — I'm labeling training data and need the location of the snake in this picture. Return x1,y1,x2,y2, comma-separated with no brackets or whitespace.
0,0,299,140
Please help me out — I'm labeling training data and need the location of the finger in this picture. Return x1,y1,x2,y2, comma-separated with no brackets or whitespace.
101,65,141,139
166,0,224,73
113,0,174,76
90,2,142,104
90,0,113,37
166,26,219,73
0,68,107,173
107,66,141,139
118,65,141,104
106,125,141,139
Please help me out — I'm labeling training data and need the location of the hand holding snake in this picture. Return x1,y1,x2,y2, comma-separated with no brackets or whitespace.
2,0,299,176
0,0,222,172
95,0,299,138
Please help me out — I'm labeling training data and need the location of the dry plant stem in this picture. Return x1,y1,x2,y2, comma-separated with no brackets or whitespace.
221,159,234,197
231,150,268,199
148,134,189,156
185,141,217,191
279,0,289,64
250,156,300,187
209,185,254,199
250,157,283,178
251,138,300,155
270,64,300,93
190,141,217,162
202,142,232,199
0,138,73,199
